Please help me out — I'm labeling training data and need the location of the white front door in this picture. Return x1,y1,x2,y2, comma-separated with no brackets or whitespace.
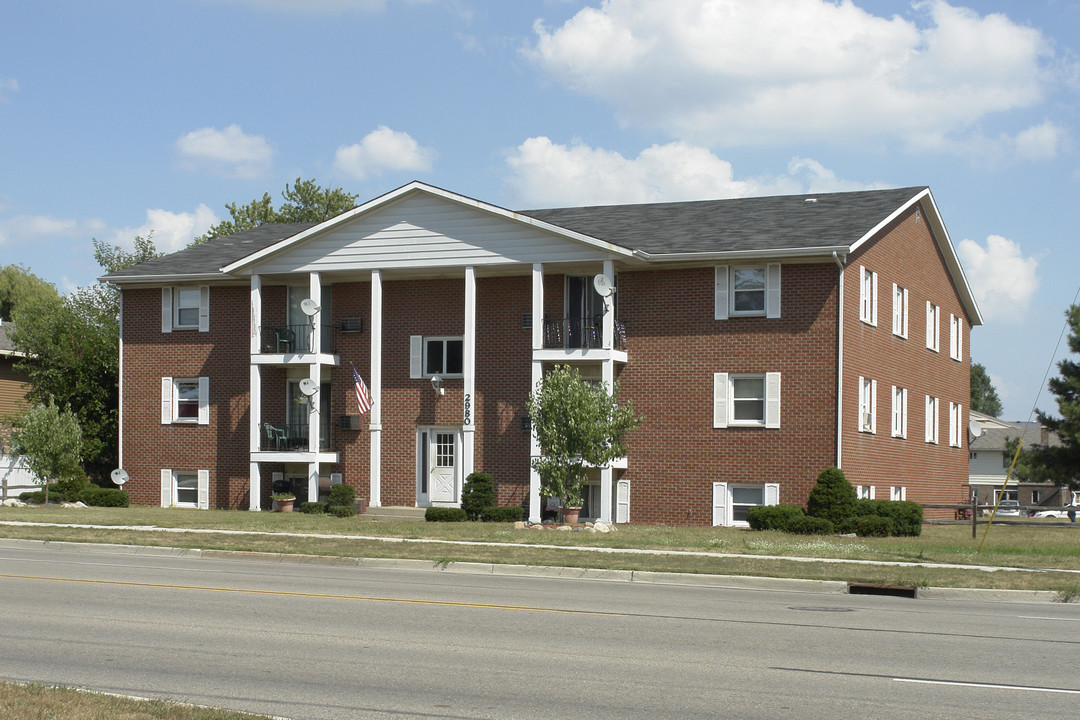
419,429,459,505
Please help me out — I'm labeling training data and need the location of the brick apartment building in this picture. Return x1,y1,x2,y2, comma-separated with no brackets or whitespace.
101,181,980,525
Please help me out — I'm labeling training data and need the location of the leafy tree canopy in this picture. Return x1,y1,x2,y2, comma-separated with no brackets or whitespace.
526,365,642,508
10,400,83,504
0,264,59,322
92,233,164,274
970,361,1003,417
193,177,360,245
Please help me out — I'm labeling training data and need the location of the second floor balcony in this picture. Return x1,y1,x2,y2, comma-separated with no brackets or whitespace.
543,316,627,351
258,324,336,355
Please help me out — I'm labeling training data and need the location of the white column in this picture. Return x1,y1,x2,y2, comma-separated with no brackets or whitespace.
600,354,615,524
249,275,262,511
309,272,322,355
529,263,544,523
249,462,261,511
369,270,383,507
308,461,319,504
307,272,321,457
602,260,614,351
462,267,476,485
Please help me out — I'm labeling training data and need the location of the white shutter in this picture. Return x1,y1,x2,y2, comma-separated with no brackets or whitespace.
934,306,940,351
858,376,866,431
765,372,780,429
712,482,728,527
197,469,209,509
869,485,876,500
714,265,729,320
161,377,173,424
161,469,172,507
713,372,729,428
870,379,877,434
197,377,210,425
891,386,900,436
900,486,907,501
162,288,173,333
902,287,909,337
925,302,933,348
764,483,779,506
409,335,423,378
870,271,878,326
616,479,630,523
925,396,933,442
198,286,210,332
900,388,907,438
859,267,868,321
957,317,963,359
949,314,956,357
766,263,781,318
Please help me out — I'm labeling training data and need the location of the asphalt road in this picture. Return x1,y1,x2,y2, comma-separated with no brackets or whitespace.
2,540,1079,719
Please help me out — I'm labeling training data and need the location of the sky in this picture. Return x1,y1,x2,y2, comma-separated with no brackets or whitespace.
1,0,1078,422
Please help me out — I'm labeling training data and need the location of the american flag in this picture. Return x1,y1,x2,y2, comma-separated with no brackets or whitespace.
352,364,371,417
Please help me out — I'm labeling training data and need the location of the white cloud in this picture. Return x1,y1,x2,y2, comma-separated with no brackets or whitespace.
175,125,274,178
0,214,106,246
527,0,1057,152
1012,121,1064,161
503,136,880,207
957,235,1040,323
333,126,436,180
110,205,220,254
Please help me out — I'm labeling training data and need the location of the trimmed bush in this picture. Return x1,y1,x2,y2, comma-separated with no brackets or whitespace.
19,491,46,504
855,499,923,536
461,473,495,520
855,515,893,537
300,501,328,514
329,503,356,518
747,504,805,531
480,505,523,522
425,507,468,522
52,472,89,502
787,515,834,535
78,487,129,507
327,483,355,508
806,467,858,533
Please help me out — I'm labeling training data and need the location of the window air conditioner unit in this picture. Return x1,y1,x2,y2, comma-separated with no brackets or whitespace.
340,317,363,333
340,415,360,430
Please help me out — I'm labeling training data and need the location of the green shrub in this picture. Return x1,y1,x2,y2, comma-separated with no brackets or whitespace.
855,515,893,537
53,471,89,502
855,499,923,536
746,504,805,531
327,483,355,508
78,487,129,507
425,507,468,522
300,501,328,514
806,467,857,532
329,503,356,518
461,473,495,520
787,515,834,535
480,505,523,522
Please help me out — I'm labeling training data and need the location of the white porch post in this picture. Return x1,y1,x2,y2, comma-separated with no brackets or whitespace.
369,270,383,507
307,273,321,506
601,260,614,351
249,275,262,510
598,260,616,523
529,263,544,523
463,267,476,487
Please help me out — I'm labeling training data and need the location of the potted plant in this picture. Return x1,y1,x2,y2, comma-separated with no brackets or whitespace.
271,492,295,512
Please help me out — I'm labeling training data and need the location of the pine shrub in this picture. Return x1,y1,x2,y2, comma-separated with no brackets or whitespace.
855,515,893,537
806,467,858,532
461,473,495,520
327,483,355,509
746,504,806,531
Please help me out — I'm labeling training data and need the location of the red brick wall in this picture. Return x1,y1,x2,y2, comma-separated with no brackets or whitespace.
841,204,972,518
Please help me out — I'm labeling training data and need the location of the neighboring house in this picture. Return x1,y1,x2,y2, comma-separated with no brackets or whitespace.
968,410,1072,509
100,182,979,526
0,321,37,499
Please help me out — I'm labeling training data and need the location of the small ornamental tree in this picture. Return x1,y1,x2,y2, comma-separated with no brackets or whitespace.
806,467,857,532
10,401,83,505
527,365,642,512
461,472,495,520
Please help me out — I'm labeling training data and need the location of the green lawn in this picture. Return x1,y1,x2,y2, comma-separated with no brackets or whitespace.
2,505,1079,597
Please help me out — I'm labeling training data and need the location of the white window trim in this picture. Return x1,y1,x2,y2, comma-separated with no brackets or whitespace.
949,314,964,361
856,485,876,500
859,266,878,326
925,395,939,444
714,264,781,320
712,481,780,527
892,284,908,338
858,376,877,434
410,335,464,378
161,376,209,425
160,468,209,509
890,486,907,502
891,386,907,438
926,302,940,352
162,286,209,333
949,401,963,448
713,372,780,428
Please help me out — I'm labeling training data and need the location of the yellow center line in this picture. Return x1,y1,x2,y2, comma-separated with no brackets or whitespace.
0,573,627,616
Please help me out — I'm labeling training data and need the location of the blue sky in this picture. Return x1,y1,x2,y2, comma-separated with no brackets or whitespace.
1,0,1078,421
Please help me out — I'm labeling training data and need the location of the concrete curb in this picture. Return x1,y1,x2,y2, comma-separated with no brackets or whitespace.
3,537,1068,603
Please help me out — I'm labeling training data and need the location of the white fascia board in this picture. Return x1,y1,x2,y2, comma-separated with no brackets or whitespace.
634,245,849,262
97,272,225,285
220,181,635,276
848,187,983,327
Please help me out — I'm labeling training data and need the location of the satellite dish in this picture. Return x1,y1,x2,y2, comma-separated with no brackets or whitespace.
592,274,615,297
110,468,129,486
300,298,320,317
968,419,982,439
298,377,319,396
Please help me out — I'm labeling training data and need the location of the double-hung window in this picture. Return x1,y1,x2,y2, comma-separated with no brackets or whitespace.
949,401,963,447
714,264,781,319
949,314,964,361
892,284,908,338
161,377,209,425
925,395,939,444
712,372,780,428
410,336,463,377
160,468,209,509
890,486,907,501
856,485,876,500
858,376,876,433
162,286,209,333
891,386,907,438
926,302,940,352
859,266,877,325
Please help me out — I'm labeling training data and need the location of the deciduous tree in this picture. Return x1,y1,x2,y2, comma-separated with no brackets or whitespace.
10,400,83,504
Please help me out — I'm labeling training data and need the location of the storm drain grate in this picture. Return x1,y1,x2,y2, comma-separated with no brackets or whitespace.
848,582,918,599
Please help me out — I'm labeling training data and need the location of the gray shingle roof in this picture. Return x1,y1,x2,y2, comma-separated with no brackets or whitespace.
520,186,926,255
969,422,1064,451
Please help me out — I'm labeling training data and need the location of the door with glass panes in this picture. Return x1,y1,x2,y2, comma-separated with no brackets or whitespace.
418,428,460,505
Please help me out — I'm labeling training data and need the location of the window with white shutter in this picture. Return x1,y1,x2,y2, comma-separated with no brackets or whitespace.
926,302,940,352
925,395,939,444
891,386,907,438
950,314,964,361
859,267,877,325
892,284,908,338
858,376,877,433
